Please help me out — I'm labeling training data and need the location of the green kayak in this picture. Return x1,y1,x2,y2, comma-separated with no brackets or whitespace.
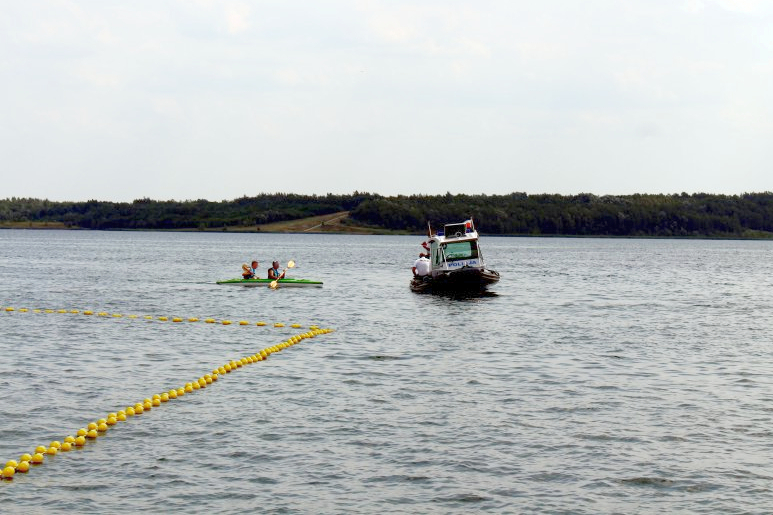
216,278,323,287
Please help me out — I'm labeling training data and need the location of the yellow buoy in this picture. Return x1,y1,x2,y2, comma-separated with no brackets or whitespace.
152,398,160,407
46,446,58,455
128,314,138,319
19,308,29,313
274,322,285,327
256,321,266,326
177,387,185,396
205,318,215,324
134,403,144,414
291,323,302,328
19,454,32,463
35,445,47,454
5,307,14,311
126,406,136,416
87,422,98,431
222,320,232,325
160,392,169,402
143,400,152,410
106,416,117,425
31,453,44,464
117,412,127,421
97,422,108,432
61,442,72,452
64,435,76,444
2,466,15,479
239,320,249,325
70,309,79,314
50,440,61,449
16,461,30,473
158,316,168,321
184,384,193,393
168,390,178,399
144,315,153,320
86,430,98,439
188,317,199,322
83,311,93,315
192,381,200,390
172,317,182,322
74,436,86,447
223,364,232,372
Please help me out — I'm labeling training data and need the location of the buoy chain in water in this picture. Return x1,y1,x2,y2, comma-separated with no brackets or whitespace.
1,306,318,330
0,328,334,481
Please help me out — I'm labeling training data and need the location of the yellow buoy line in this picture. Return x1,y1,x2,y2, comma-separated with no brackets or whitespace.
0,327,334,481
1,306,314,329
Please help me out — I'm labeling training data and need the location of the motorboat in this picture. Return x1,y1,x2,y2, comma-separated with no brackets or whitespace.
410,219,500,293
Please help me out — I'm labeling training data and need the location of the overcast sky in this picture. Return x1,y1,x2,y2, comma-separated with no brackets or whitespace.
1,0,771,201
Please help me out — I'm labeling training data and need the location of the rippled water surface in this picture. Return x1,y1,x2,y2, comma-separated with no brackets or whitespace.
2,230,773,513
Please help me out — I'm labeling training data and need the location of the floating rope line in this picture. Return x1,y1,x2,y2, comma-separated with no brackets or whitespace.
1,327,334,481
1,306,316,330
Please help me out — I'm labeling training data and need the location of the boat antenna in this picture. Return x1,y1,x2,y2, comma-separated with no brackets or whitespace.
427,221,432,238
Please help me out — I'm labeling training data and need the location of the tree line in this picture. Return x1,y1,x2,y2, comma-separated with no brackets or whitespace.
0,193,376,230
2,192,773,237
349,192,773,237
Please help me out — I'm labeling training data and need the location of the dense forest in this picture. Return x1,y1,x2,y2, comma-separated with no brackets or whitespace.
350,192,773,237
0,193,376,230
2,192,773,238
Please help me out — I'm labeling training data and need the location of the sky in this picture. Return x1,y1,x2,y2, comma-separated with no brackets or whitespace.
1,0,772,202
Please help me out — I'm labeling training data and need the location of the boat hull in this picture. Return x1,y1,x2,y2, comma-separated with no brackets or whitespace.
216,278,323,287
410,268,499,293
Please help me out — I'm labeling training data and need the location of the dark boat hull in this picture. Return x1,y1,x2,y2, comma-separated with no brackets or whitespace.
410,268,500,293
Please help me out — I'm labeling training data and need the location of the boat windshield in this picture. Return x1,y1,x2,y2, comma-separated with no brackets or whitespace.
441,240,479,261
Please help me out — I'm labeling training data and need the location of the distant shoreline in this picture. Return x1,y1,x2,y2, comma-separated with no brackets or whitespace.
4,193,773,239
3,224,772,241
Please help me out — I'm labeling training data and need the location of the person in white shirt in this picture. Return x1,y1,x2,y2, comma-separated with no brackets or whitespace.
412,253,431,277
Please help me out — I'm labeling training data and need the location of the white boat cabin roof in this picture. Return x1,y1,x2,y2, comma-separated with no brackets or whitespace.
430,220,478,243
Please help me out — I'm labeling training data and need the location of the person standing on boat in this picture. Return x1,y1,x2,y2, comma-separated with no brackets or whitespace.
242,260,259,279
268,261,286,280
413,253,431,277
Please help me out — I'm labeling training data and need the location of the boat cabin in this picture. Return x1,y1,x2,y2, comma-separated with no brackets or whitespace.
427,219,485,276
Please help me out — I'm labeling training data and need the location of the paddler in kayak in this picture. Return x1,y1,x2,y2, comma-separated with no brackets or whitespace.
242,260,259,279
267,261,286,280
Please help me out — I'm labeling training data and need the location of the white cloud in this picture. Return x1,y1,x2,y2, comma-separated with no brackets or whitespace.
711,0,763,13
224,2,251,34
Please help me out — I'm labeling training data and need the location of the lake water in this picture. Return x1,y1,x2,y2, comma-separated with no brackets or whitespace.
1,230,772,513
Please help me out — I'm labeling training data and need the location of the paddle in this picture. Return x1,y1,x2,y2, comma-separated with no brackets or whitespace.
269,260,296,289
